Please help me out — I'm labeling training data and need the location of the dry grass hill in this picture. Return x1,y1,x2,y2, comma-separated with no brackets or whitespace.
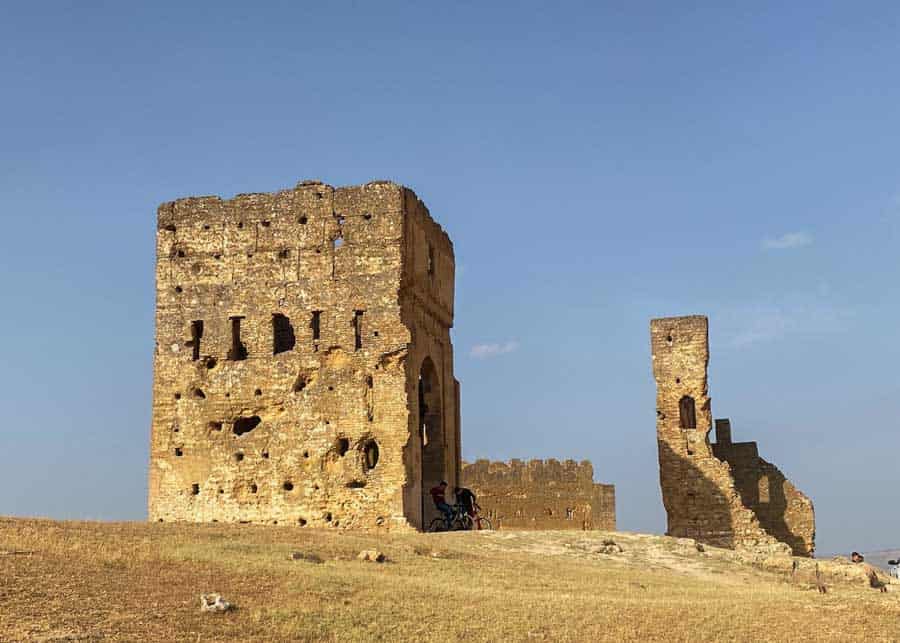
1,518,897,642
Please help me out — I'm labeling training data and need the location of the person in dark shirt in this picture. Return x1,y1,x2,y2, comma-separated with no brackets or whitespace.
430,480,453,529
454,486,481,528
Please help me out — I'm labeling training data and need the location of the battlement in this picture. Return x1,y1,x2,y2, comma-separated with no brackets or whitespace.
460,459,615,531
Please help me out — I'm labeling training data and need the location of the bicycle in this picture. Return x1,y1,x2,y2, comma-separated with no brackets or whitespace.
427,504,493,532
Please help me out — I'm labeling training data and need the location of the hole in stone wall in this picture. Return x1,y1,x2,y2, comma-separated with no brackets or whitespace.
278,248,290,259
293,373,310,392
261,450,269,459
206,357,217,370
177,249,186,258
363,440,379,470
302,450,309,458
679,396,697,430
255,388,262,396
233,416,261,436
164,224,176,232
427,243,435,276
234,452,244,462
237,222,244,229
347,481,365,488
191,483,200,495
174,447,183,457
174,392,182,400
193,388,206,399
333,235,343,249
324,512,333,522
283,481,294,491
328,386,334,391
311,311,321,341
336,438,349,456
261,220,270,227
190,320,204,361
366,375,373,388
667,334,673,343
373,330,379,337
250,483,258,493
299,216,308,224
675,378,681,384
273,313,296,354
214,253,221,260
363,212,372,220
208,421,223,432
203,224,210,230
175,286,183,293
228,316,248,361
298,517,307,526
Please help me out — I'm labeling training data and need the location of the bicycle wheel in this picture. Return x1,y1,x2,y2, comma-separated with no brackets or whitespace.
455,514,474,531
427,517,447,532
476,516,493,530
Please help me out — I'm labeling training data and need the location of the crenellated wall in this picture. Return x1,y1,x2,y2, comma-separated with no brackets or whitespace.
460,459,616,530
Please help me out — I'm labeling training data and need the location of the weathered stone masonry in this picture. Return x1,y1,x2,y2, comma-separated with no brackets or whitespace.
148,180,460,530
650,315,815,556
461,459,616,531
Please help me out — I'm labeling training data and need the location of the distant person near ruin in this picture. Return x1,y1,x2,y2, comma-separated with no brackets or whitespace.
454,486,480,524
431,481,453,529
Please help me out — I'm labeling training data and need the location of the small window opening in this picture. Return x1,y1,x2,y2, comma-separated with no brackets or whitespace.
234,452,244,462
427,243,435,276
363,440,379,470
164,224,176,232
302,450,310,458
189,320,204,361
174,286,183,294
193,388,205,399
191,483,200,495
249,483,258,494
174,447,183,457
353,310,364,351
298,517,307,526
237,221,244,229
273,313,296,354
363,212,372,220
261,220,270,227
336,438,349,456
261,450,269,459
228,316,248,360
203,224,210,230
679,396,697,430
299,216,308,225
311,311,321,341
177,249,186,258
283,481,294,491
233,416,261,436
324,512,333,522
278,248,290,259
347,480,365,488
174,392,181,400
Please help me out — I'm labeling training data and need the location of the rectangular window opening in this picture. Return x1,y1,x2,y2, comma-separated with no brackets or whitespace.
311,310,322,341
228,316,247,361
190,320,204,361
353,310,364,351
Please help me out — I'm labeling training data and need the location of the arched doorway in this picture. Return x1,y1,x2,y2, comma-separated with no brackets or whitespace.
419,356,444,526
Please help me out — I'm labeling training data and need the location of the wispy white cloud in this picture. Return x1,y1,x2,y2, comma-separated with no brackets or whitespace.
722,303,851,348
470,340,519,359
762,232,812,250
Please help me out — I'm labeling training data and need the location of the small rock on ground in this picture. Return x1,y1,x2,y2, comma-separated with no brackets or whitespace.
200,593,233,613
357,550,386,563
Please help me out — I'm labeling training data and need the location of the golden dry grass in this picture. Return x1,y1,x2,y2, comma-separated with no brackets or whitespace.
0,518,898,642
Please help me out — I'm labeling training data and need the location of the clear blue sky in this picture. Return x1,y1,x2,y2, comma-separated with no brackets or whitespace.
2,1,898,556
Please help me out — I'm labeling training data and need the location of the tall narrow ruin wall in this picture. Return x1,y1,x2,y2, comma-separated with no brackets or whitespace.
651,316,813,555
461,459,616,530
148,180,460,531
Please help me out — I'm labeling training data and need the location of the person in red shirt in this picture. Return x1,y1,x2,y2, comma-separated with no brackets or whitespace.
430,480,453,529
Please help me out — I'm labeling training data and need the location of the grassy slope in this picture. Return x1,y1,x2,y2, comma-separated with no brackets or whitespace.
0,518,898,642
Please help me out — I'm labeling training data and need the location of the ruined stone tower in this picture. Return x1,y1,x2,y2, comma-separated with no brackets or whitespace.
650,315,815,556
149,180,460,530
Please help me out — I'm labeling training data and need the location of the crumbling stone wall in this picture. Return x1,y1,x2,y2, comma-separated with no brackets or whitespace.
460,459,616,530
712,420,815,556
148,180,460,531
650,315,814,556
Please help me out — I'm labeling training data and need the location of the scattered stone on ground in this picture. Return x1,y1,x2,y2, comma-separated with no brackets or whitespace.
595,539,623,555
200,594,233,613
288,551,322,564
357,550,386,563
